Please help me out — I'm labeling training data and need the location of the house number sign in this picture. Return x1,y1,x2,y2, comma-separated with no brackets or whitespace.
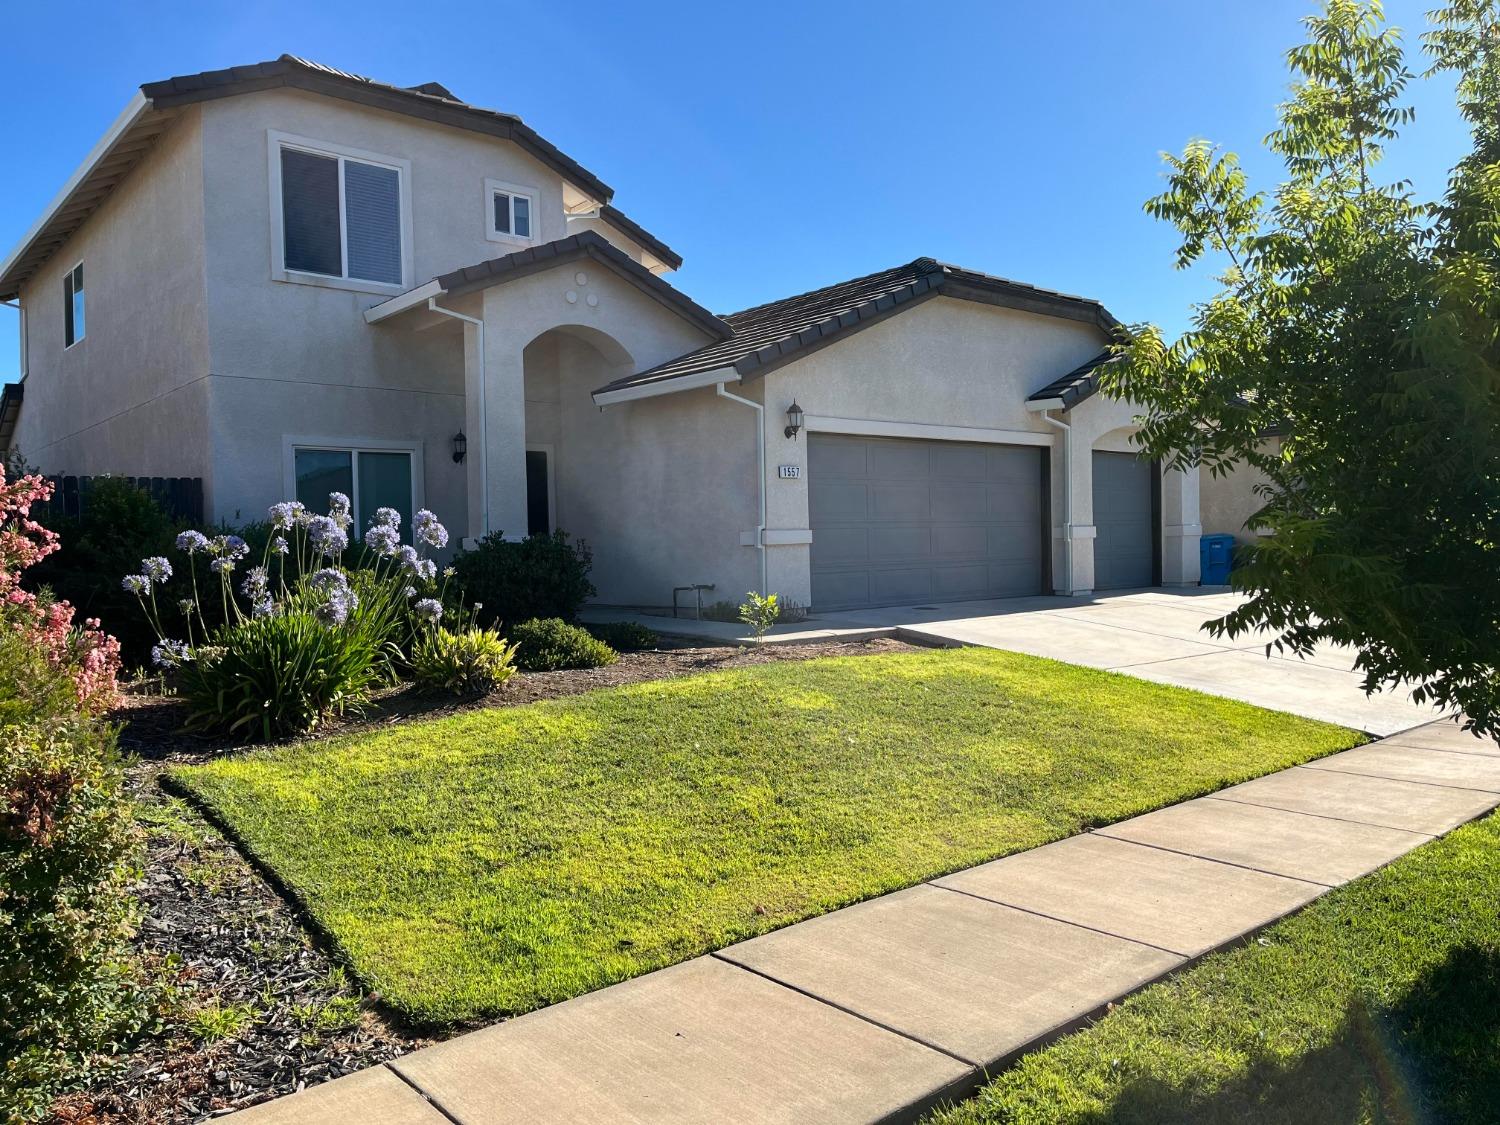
777,464,802,480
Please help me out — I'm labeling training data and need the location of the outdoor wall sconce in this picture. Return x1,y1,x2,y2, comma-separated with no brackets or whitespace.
784,400,804,440
452,431,467,463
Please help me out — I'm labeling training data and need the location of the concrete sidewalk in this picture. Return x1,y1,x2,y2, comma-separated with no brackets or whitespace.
232,718,1499,1125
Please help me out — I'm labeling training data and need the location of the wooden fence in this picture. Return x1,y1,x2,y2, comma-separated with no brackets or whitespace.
38,475,205,524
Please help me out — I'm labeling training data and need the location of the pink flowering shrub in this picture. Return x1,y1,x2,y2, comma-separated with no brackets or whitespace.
0,469,120,714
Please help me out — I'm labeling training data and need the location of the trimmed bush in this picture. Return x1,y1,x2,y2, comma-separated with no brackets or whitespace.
585,621,659,651
410,626,518,695
451,531,595,628
511,618,617,672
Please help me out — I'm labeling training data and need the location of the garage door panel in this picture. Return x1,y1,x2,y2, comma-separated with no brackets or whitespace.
810,439,868,477
809,481,869,524
810,434,1046,610
931,444,987,479
870,483,932,521
812,526,869,566
868,525,933,561
869,567,933,605
813,569,870,609
931,482,989,521
987,523,1043,563
933,524,988,558
866,441,931,477
1092,451,1155,590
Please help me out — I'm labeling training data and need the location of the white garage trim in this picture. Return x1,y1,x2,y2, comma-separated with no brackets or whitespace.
803,415,1053,447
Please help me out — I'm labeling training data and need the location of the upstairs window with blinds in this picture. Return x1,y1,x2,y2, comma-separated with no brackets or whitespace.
277,141,405,286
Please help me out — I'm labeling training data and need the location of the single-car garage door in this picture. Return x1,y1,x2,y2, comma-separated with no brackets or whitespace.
1091,451,1158,590
809,434,1046,610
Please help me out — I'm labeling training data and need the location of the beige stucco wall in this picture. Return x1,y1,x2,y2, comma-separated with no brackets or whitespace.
13,108,212,483
1201,439,1279,543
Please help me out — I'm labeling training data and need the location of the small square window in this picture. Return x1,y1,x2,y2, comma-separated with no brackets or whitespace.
486,180,537,244
63,263,85,348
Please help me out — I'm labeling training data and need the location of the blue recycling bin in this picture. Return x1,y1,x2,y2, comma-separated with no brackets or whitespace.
1199,534,1237,586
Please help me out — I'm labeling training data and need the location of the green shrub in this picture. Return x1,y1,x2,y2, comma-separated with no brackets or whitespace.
411,626,518,695
700,599,740,623
175,604,397,741
28,477,180,664
0,715,149,1121
511,618,617,671
451,531,595,629
585,621,659,651
738,591,781,642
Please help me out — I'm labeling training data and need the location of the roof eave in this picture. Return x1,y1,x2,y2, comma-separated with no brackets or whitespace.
593,366,738,406
0,92,151,301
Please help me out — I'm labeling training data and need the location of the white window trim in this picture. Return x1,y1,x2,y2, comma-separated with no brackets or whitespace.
63,259,85,350
267,130,415,296
484,177,539,246
281,435,425,523
526,443,557,532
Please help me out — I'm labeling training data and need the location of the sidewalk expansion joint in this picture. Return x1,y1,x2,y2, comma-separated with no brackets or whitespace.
708,952,981,1070
1201,793,1440,836
1086,830,1341,888
386,1061,466,1125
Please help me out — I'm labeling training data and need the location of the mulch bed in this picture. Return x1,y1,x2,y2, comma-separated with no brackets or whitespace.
53,635,916,1123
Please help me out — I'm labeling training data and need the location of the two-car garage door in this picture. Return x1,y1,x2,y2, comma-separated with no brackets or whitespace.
809,434,1046,611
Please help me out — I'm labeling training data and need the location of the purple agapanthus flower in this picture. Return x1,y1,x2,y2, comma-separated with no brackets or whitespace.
327,492,353,530
175,530,209,554
394,544,420,571
268,500,307,529
308,567,348,592
371,507,401,529
314,584,359,626
270,535,289,555
209,557,235,575
363,523,400,556
121,574,151,595
413,597,443,624
412,558,437,582
141,556,173,582
240,566,269,603
307,516,349,557
412,509,449,550
151,639,191,667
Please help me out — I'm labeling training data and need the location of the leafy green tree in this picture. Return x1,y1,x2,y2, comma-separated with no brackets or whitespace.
1106,0,1500,733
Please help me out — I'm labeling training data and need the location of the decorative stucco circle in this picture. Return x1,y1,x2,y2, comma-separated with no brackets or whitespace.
586,293,599,308
565,290,578,304
575,271,589,286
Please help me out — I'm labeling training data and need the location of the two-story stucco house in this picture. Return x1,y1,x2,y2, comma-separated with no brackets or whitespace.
0,56,1210,610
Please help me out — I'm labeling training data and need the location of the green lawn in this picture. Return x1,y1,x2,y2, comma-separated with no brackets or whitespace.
928,811,1500,1125
170,648,1358,1024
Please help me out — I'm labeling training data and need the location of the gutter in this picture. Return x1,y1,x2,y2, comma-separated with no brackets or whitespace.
1032,404,1075,595
715,382,768,596
425,297,489,539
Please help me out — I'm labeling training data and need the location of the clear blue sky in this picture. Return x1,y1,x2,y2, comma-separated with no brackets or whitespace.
0,0,1468,385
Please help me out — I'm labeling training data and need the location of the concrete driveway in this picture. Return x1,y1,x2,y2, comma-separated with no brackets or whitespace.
819,589,1444,736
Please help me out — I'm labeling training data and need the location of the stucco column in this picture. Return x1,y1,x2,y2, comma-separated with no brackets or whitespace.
479,289,530,541
460,321,485,542
1159,463,1202,586
1061,432,1096,595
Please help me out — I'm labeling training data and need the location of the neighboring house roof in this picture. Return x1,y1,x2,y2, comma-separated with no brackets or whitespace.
592,257,1122,404
366,231,730,341
0,381,23,454
596,204,683,272
1024,349,1124,409
0,55,620,301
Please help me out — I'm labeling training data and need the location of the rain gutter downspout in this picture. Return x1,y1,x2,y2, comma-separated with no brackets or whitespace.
427,297,489,538
1039,408,1074,595
716,382,767,595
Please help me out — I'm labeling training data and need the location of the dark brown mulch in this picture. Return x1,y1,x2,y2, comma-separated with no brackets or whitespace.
52,635,916,1123
113,634,920,764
